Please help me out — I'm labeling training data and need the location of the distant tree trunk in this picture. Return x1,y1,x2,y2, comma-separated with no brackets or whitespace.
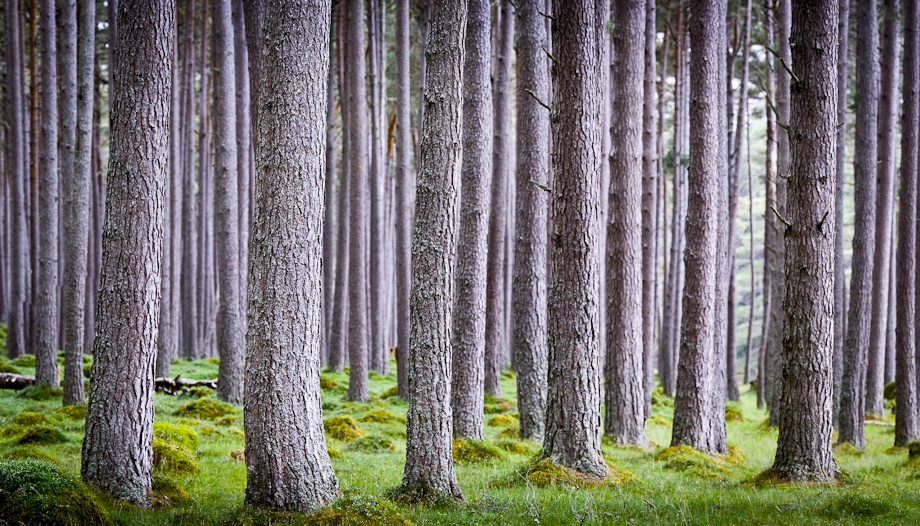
772,0,840,482
321,5,336,364
367,0,387,375
242,0,261,135
541,0,607,479
59,0,77,351
895,0,920,448
81,0,175,505
757,0,776,410
401,0,466,501
27,0,39,359
180,0,199,361
641,0,658,418
839,0,879,449
743,107,755,385
604,0,648,447
866,0,899,418
484,0,514,397
451,0,492,441
512,0,549,442
655,0,670,407
832,0,849,426
199,0,214,358
243,0,340,511
885,229,896,384
670,0,727,456
395,0,411,399
232,0,251,346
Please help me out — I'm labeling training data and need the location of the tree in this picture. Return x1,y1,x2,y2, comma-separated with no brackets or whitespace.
771,0,840,482
243,0,340,511
394,0,411,400
604,0,648,447
895,0,920,448
80,0,175,505
180,0,199,361
541,0,607,479
367,0,387,376
641,0,657,418
212,0,245,405
451,0,492,440
232,0,251,344
401,0,467,501
59,0,77,353
757,0,776,410
839,0,879,449
512,0,550,442
833,0,849,425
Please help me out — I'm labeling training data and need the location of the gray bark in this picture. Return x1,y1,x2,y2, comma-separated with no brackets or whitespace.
81,0,175,505
832,0,848,425
328,8,349,373
5,0,26,361
243,0,340,512
242,0,261,135
181,0,199,361
322,5,336,365
59,0,77,350
367,0,386,376
233,0,251,347
641,0,657,420
395,0,411,399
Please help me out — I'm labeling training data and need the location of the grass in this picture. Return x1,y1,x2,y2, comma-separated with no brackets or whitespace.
1,355,920,525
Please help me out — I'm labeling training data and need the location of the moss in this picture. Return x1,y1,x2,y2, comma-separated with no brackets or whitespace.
0,459,111,525
499,458,636,489
327,446,343,458
724,403,745,423
205,357,220,365
909,441,920,458
834,442,865,457
348,435,395,453
176,417,202,426
56,404,88,420
884,381,897,400
186,386,214,398
175,397,239,420
501,370,515,380
154,422,200,452
452,438,505,463
228,426,246,439
319,376,338,390
16,425,67,446
358,410,405,424
494,439,539,456
381,385,400,398
0,362,21,374
306,492,414,526
153,439,199,474
487,414,517,427
885,446,907,455
200,426,219,437
651,387,673,408
647,415,670,426
484,403,512,414
214,414,239,427
150,474,193,508
324,416,365,442
654,445,732,480
13,411,49,426
17,384,64,400
0,425,26,438
497,425,521,440
758,417,778,433
3,446,57,463
10,354,36,368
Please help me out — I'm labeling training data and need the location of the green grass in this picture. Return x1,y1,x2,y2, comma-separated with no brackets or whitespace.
1,358,919,525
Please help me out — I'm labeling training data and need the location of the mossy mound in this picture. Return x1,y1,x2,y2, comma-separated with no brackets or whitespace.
452,438,505,463
497,425,520,440
16,425,67,446
501,370,516,380
327,446,343,459
175,397,239,420
724,403,745,423
499,458,636,489
0,362,21,374
228,426,245,439
320,376,338,390
647,415,670,426
10,354,36,368
56,404,88,420
306,493,413,526
215,414,239,427
758,418,778,433
358,410,405,424
381,385,400,398
487,414,517,427
150,474,193,508
494,439,540,456
17,384,64,400
3,446,57,463
186,386,214,398
484,402,513,414
834,442,865,457
201,426,219,437
654,445,733,480
13,411,50,426
651,387,673,407
154,422,200,453
324,416,365,442
347,435,395,453
884,381,897,400
153,439,199,474
0,459,111,525
205,358,220,365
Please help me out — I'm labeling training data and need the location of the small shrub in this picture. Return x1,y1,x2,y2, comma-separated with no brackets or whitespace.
724,403,744,423
497,425,520,440
175,397,239,420
0,459,111,525
10,354,36,368
13,411,49,426
358,410,405,424
154,422,199,453
16,384,64,400
150,474,193,508
153,439,199,474
320,376,338,390
452,438,505,463
16,425,67,446
381,385,399,398
488,414,516,427
56,404,88,420
348,435,395,453
324,416,365,442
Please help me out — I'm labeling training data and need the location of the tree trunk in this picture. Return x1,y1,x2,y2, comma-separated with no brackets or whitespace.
654,0,670,412
232,0,251,350
242,0,261,135
59,0,77,354
839,0,879,449
401,0,466,501
243,0,341,511
451,0,492,441
885,227,896,384
743,105,755,385
641,0,658,419
895,0,920,448
198,0,213,358
80,0,175,505
395,0,411,400
513,0,550,443
832,0,849,426
771,0,840,482
367,0,387,376
27,0,39,359
181,0,199,361
321,5,336,365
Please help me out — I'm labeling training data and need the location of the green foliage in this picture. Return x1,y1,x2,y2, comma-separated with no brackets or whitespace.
0,459,111,525
13,411,49,426
0,362,21,374
651,386,673,407
16,425,67,446
358,410,405,424
452,438,505,464
655,445,736,480
3,446,57,463
10,354,36,368
497,424,520,440
884,381,897,400
494,439,539,456
834,442,865,457
487,414,517,427
381,385,399,398
187,386,215,398
501,370,515,380
150,474,193,508
154,422,200,452
495,458,637,489
725,402,745,423
319,376,338,390
215,414,239,427
324,416,365,442
56,404,88,420
205,358,220,365
820,493,892,519
348,435,395,453
647,415,670,426
175,397,239,420
305,492,413,526
17,384,64,400
153,439,199,475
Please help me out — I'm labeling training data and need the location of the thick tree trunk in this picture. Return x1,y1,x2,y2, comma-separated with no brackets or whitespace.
541,0,607,479
604,0,648,448
181,0,199,361
451,0,492,441
401,0,466,501
839,0,879,449
513,0,550,442
484,0,514,397
80,0,175,505
772,0,839,482
243,0,340,511
832,0,849,425
395,0,411,400
895,0,920,448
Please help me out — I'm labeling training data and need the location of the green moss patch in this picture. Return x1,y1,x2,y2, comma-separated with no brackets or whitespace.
725,403,745,423
494,439,539,456
654,445,735,480
0,459,111,525
0,362,21,374
10,354,36,368
215,414,239,427
324,416,365,442
381,385,399,398
13,411,49,426
3,446,57,463
304,492,414,526
347,435,395,453
452,438,505,464
175,397,239,420
16,425,67,446
150,474,193,508
153,439,199,474
487,414,517,426
834,442,865,457
358,410,405,424
56,404,88,420
154,422,200,453
16,385,64,400
495,458,636,489
320,376,338,390
651,387,673,408
647,415,670,426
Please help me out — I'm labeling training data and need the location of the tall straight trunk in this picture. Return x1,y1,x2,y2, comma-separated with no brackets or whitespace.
597,0,610,375
198,0,213,355
243,0,340,510
84,54,104,357
181,0,199,361
655,1,670,405
772,0,839,482
395,0,411,399
484,0,514,397
451,0,492,441
641,0,658,419
232,0,251,346
367,0,386,375
242,0,261,135
59,0,77,342
27,0,38,358
415,1,430,170
5,0,25,360
81,0,174,505
670,0,727,456
321,5,336,364
513,0,549,442
604,0,648,447
895,0,920,448
743,107,755,384
866,0,899,417
541,0,607,479
401,0,467,501
35,0,60,388
833,0,849,425
885,216,896,384
344,0,369,403
839,0,879,449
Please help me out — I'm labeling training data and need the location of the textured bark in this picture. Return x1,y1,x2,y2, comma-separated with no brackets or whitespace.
27,0,38,359
670,0,726,456
866,0,899,418
401,0,466,500
839,0,879,449
604,0,648,447
896,0,920,448
59,0,77,342
233,0,251,344
4,0,25,361
367,0,386,376
344,0,369,402
641,0,657,420
180,0,199,361
451,0,492,441
243,0,340,511
484,0,514,397
513,0,550,442
242,0,262,135
541,0,607,479
832,0,849,425
772,0,839,482
198,0,213,357
80,0,174,505
885,232,896,384
35,0,60,388
322,6,336,364
395,0,411,400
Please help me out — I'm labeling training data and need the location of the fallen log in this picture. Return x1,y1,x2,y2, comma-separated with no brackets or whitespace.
0,373,35,390
154,376,218,395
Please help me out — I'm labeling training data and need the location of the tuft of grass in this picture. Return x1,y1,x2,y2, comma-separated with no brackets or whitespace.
306,492,413,525
3,446,58,463
175,397,239,420
16,425,67,446
654,445,739,480
56,404,88,420
13,411,50,426
494,457,637,489
452,438,505,464
324,416,364,442
0,459,111,525
494,439,539,456
16,385,64,401
358,410,405,424
487,414,516,426
348,435,396,453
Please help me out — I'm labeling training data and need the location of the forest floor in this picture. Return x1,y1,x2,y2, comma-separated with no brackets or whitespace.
1,350,919,525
